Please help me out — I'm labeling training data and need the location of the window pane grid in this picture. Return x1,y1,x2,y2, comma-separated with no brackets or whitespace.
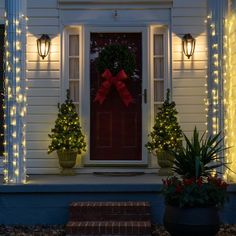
153,33,165,118
68,34,80,110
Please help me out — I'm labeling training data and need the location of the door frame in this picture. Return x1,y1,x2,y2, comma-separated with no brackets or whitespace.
82,26,149,165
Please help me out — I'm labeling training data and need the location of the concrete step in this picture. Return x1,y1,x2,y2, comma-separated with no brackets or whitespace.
66,220,152,235
69,201,151,221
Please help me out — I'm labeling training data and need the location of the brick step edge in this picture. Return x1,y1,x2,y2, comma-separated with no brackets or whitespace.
69,201,150,220
66,221,152,235
70,201,150,208
69,213,151,222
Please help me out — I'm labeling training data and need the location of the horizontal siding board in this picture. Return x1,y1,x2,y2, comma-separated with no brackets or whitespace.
172,26,206,35
27,9,59,17
180,123,206,132
27,124,52,132
26,159,59,168
27,45,60,53
174,96,205,105
27,88,59,97
27,0,58,8
173,35,207,44
61,9,170,23
28,17,59,26
178,114,206,123
173,70,207,78
27,133,51,141
176,105,205,114
27,35,60,45
172,61,207,70
173,52,208,60
172,8,207,17
27,150,56,159
173,0,206,8
27,79,60,88
173,87,205,96
173,78,206,87
27,106,58,114
27,26,60,36
27,141,49,150
173,17,206,26
27,52,60,62
26,115,57,123
27,97,59,106
27,71,60,79
27,62,60,71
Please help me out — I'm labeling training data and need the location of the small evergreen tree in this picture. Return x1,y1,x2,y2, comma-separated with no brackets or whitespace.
146,89,182,154
48,90,86,154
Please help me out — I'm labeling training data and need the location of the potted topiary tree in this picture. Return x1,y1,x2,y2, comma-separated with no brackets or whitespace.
48,90,86,175
145,89,182,175
162,128,228,236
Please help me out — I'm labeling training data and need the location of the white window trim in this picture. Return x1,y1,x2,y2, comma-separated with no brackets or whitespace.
61,26,83,108
149,25,170,129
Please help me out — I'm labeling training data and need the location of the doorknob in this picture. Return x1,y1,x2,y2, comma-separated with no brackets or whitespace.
144,89,147,104
138,89,147,104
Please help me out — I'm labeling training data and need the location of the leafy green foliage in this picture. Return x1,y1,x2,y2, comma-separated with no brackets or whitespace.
172,127,226,179
96,44,136,76
146,89,182,153
48,90,86,154
162,176,228,207
162,128,229,208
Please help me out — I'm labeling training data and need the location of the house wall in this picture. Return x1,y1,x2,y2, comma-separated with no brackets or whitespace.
172,0,207,138
0,0,208,174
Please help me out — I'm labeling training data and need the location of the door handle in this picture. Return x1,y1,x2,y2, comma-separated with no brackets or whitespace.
143,89,147,104
139,89,147,104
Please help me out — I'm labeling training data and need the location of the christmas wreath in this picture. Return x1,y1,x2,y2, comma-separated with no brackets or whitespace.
96,44,136,77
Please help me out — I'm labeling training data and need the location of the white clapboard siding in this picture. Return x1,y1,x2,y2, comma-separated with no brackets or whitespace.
27,0,58,9
20,0,209,174
27,150,57,159
174,95,206,105
27,105,58,114
28,97,59,106
173,70,207,79
173,78,206,87
172,0,207,140
27,79,59,89
27,52,60,62
27,9,59,17
26,133,51,141
26,0,60,176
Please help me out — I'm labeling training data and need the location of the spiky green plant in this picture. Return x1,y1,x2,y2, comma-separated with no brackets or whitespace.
172,127,227,179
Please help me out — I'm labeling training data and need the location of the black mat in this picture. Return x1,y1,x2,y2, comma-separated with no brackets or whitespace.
93,172,145,177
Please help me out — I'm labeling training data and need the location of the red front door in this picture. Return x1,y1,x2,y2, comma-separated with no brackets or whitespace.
90,33,142,161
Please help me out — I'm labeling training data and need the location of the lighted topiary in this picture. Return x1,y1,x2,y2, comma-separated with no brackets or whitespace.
48,90,86,154
146,89,182,154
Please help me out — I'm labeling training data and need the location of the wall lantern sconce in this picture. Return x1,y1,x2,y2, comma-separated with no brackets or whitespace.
37,34,51,59
182,33,196,59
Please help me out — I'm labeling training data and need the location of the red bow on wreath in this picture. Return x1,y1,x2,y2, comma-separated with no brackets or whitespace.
94,69,134,106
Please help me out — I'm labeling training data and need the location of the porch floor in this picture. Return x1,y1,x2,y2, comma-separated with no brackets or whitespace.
0,173,163,192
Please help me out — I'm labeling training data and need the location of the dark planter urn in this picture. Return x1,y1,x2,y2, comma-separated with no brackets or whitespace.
163,205,220,236
57,150,78,175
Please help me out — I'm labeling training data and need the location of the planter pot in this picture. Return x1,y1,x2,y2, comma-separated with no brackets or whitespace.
163,205,220,236
156,150,174,176
57,150,78,175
